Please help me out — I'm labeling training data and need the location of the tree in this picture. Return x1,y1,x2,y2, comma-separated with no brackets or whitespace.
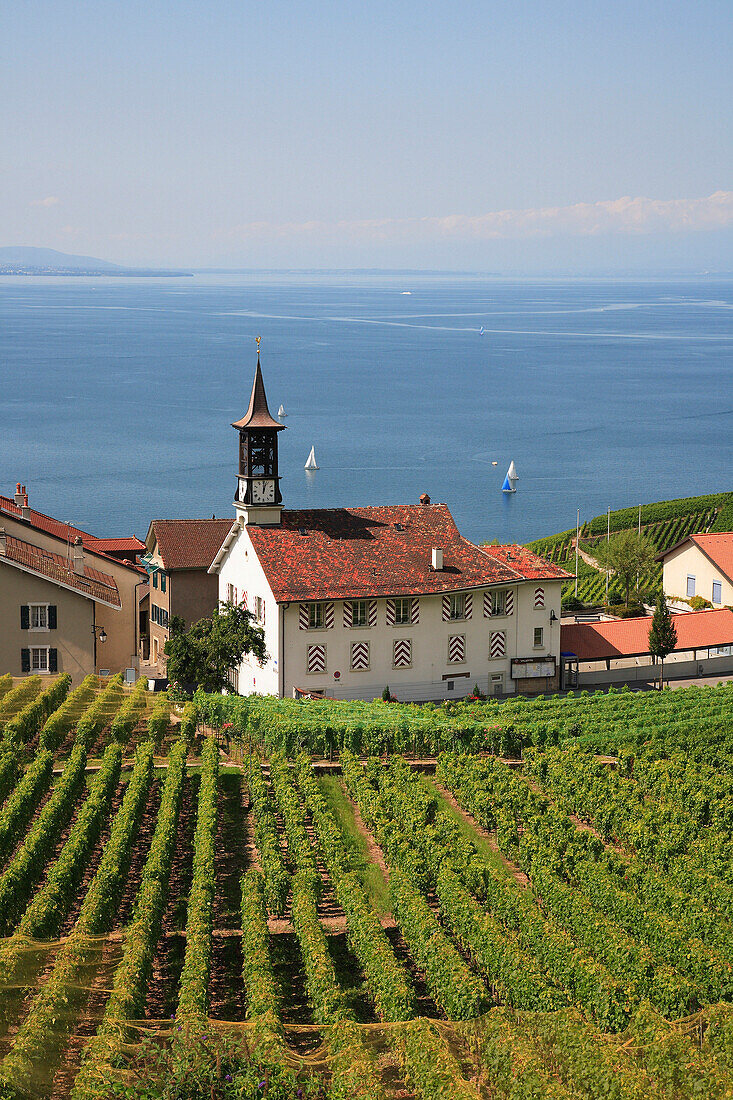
648,596,678,689
164,602,266,693
593,530,657,607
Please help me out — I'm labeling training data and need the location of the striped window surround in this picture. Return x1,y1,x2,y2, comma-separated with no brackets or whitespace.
299,602,335,630
443,593,472,621
343,600,377,628
386,598,418,626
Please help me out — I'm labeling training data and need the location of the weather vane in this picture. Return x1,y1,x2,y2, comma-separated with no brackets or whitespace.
256,335,261,355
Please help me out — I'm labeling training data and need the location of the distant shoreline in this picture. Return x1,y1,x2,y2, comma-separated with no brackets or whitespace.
0,268,193,277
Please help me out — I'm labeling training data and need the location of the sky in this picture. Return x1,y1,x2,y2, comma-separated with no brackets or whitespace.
2,0,732,271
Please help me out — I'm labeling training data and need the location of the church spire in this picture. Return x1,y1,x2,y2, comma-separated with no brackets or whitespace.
232,339,284,431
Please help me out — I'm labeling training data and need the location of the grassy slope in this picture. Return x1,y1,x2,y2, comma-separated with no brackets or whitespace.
317,775,391,914
525,490,733,607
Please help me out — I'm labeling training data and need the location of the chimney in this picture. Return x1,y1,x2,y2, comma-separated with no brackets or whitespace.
21,494,31,521
419,493,431,506
431,547,444,571
14,484,23,507
0,528,6,556
73,536,84,575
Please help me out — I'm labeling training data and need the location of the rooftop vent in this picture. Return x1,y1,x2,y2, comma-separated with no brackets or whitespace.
298,527,307,536
431,547,444,571
394,522,405,531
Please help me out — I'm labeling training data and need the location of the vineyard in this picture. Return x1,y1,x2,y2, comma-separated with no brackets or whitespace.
0,673,732,1097
526,490,733,607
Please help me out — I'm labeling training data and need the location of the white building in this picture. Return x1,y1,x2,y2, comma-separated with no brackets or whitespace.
210,355,571,700
659,533,733,609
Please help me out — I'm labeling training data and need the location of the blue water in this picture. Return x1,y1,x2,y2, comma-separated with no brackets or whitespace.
1,273,731,545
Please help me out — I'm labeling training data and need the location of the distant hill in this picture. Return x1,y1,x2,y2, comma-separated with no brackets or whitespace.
0,246,190,276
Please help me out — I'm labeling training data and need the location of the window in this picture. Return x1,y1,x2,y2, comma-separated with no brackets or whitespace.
152,571,158,589
533,627,544,648
712,581,722,604
308,602,324,630
160,571,166,593
31,647,49,672
393,597,412,625
448,634,466,663
449,593,466,620
29,604,48,630
254,596,266,624
710,645,732,657
351,600,368,627
491,590,506,616
226,583,235,603
686,575,696,598
350,641,370,670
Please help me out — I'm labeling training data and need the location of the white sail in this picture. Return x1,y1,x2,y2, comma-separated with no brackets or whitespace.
507,460,518,481
278,404,287,417
305,446,319,471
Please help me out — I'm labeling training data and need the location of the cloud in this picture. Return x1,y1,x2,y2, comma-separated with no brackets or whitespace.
30,196,60,207
228,191,733,245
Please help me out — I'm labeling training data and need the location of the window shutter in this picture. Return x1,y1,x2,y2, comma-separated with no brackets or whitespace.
299,604,309,630
490,631,506,658
448,634,466,663
49,648,58,673
483,592,492,618
20,605,30,630
442,595,450,621
368,600,377,626
324,603,334,629
465,593,473,619
48,605,57,630
505,590,514,616
534,587,545,609
21,648,31,673
343,601,354,628
386,599,396,626
410,598,419,624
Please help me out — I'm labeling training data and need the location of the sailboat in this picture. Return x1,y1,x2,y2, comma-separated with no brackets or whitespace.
502,461,518,493
278,404,287,417
305,446,319,471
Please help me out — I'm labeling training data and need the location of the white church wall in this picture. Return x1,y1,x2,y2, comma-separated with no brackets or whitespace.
217,524,281,696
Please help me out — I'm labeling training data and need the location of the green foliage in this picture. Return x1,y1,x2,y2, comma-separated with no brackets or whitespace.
38,674,98,752
648,597,678,685
0,748,54,867
243,757,289,915
176,736,219,1024
110,677,148,743
2,674,71,744
0,677,42,727
165,602,266,693
240,869,279,1022
147,692,171,749
593,531,657,607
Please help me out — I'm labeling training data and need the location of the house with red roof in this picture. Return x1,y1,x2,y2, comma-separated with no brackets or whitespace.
0,486,147,683
208,354,571,701
659,532,733,609
142,518,233,669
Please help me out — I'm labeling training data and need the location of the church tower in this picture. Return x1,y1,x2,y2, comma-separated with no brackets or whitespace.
232,341,285,526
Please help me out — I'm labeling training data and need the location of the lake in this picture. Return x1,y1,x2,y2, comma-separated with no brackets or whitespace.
1,272,731,545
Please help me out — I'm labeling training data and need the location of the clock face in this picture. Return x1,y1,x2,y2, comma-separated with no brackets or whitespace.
251,479,275,504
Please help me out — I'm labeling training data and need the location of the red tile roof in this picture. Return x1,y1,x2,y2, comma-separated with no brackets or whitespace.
0,493,143,573
660,532,733,586
244,505,571,602
561,608,733,661
151,519,233,570
0,534,121,606
86,536,145,554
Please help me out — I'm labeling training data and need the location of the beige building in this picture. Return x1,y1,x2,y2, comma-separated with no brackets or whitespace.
0,485,147,679
143,519,232,671
209,355,571,700
660,533,733,608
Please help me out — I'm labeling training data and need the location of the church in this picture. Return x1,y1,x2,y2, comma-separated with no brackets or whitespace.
209,353,571,701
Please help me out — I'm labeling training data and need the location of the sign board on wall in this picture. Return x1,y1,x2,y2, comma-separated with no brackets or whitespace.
511,657,557,679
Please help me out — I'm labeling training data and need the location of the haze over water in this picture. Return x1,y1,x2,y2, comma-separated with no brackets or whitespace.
2,273,731,546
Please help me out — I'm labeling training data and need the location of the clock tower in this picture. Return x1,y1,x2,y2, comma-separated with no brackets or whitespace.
232,341,285,526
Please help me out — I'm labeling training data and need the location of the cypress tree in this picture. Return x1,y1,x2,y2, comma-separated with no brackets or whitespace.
648,596,678,689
